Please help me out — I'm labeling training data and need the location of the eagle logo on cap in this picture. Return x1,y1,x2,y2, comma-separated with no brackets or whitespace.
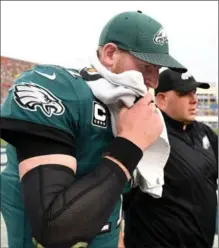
181,72,192,80
153,28,168,46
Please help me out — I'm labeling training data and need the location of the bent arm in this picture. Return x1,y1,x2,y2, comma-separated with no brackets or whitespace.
16,135,140,248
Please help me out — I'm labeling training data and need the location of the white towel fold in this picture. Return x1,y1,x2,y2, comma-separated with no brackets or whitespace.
83,54,170,198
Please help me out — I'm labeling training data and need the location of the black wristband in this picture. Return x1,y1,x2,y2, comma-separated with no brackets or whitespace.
103,137,143,175
102,157,128,183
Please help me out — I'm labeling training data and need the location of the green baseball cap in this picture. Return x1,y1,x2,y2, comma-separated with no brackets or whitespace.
99,11,187,72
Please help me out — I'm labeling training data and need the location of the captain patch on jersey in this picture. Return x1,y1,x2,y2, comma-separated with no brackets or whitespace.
92,101,108,128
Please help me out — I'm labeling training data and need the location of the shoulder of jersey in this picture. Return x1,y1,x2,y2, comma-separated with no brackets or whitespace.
12,64,90,95
12,64,93,105
16,64,83,84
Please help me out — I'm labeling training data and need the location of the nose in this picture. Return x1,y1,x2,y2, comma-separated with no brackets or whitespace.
148,79,159,89
148,66,160,89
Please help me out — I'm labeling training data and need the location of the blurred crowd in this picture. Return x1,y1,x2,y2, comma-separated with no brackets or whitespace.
1,56,35,103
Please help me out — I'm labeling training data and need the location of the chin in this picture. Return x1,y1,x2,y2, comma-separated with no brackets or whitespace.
184,116,196,123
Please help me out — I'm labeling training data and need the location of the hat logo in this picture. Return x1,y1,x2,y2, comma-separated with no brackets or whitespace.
181,72,192,80
153,28,168,46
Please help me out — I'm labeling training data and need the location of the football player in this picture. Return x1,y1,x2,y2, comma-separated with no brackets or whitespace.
1,11,186,248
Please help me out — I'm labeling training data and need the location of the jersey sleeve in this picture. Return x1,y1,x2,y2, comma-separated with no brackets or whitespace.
1,64,85,150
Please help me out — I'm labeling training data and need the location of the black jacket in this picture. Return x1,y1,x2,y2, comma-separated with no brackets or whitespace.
124,112,218,248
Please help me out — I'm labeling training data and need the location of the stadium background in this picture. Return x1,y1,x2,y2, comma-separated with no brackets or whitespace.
0,56,218,247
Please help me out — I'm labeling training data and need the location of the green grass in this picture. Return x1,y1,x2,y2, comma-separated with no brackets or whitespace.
212,128,218,135
1,139,7,147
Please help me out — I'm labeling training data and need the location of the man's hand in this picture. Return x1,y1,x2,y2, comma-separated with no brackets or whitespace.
117,92,163,151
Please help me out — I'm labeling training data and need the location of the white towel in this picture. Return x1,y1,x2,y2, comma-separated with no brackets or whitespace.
84,54,170,198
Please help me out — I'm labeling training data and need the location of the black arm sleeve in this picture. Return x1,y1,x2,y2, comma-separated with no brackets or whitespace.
14,135,128,248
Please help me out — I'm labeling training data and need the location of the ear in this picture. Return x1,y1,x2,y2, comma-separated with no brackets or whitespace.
155,93,166,109
100,43,119,68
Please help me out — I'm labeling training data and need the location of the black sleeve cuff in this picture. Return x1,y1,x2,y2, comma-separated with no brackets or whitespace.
1,117,75,152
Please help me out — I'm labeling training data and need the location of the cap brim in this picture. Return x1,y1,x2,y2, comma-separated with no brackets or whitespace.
196,82,210,89
130,51,187,73
176,82,210,93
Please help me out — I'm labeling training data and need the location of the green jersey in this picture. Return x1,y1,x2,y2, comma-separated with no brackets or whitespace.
1,64,123,248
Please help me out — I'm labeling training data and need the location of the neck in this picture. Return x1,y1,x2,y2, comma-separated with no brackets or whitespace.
161,111,193,132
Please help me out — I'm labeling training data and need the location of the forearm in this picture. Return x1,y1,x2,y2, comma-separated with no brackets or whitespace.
18,136,143,247
22,158,127,247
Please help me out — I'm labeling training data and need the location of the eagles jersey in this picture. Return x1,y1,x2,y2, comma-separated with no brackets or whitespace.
1,65,123,248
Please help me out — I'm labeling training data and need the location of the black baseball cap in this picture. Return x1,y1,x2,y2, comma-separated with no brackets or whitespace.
155,69,210,95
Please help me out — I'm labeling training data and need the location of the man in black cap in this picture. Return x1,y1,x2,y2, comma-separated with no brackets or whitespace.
123,69,218,248
155,69,210,125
